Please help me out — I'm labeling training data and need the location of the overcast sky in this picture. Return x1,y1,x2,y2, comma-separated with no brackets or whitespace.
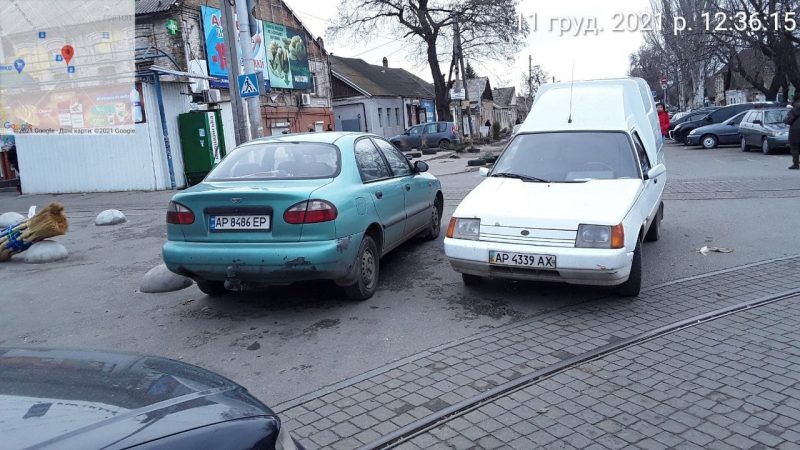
284,0,652,90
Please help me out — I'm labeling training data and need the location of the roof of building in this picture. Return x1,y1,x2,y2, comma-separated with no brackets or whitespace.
515,95,531,110
135,0,178,15
492,87,516,107
454,77,492,102
330,56,435,99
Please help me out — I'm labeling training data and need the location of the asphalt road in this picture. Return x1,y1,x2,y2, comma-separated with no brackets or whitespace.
0,141,798,408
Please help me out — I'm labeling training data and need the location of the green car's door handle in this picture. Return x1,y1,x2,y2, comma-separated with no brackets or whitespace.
404,184,411,191
375,191,383,199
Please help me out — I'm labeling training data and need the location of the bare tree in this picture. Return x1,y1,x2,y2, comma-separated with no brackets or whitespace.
653,0,722,107
519,64,548,98
329,0,528,120
705,0,800,100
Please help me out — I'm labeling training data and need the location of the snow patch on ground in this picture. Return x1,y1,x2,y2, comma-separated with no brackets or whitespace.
23,240,69,263
0,212,25,228
140,264,193,293
95,209,127,226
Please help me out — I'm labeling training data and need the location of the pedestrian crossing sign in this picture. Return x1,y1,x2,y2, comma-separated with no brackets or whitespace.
238,73,260,98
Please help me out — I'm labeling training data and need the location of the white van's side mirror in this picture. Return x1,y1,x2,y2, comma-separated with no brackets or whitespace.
478,167,490,177
645,163,666,180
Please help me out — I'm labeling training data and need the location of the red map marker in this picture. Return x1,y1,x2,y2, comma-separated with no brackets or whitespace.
61,45,74,65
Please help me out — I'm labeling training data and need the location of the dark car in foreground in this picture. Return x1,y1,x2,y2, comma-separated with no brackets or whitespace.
740,107,790,154
0,348,301,450
685,111,747,148
673,102,774,144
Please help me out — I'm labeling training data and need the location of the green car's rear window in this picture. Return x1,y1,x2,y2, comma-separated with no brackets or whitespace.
206,142,341,181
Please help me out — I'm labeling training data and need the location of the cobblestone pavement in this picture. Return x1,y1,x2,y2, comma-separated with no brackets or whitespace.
277,256,800,449
402,293,800,450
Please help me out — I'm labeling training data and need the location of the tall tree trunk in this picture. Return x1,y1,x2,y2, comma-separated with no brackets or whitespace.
426,40,452,121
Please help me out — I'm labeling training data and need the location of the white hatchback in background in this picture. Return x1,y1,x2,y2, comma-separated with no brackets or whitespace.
444,78,666,296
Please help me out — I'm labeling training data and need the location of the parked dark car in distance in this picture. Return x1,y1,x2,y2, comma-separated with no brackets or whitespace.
685,111,748,148
390,121,460,150
0,348,302,450
740,108,790,154
673,103,774,144
668,107,719,137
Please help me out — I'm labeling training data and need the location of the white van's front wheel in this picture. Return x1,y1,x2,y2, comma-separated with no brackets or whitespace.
616,241,642,297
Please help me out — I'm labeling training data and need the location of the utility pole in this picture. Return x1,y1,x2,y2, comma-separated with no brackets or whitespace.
528,54,533,99
237,0,263,138
221,0,248,145
454,60,464,139
454,13,475,139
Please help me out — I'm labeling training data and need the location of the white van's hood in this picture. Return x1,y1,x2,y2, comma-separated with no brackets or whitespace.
455,178,643,229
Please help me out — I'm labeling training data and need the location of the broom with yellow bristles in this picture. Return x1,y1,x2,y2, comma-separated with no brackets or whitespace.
0,203,69,261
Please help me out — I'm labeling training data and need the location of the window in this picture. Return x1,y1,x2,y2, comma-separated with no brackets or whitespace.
727,112,747,126
742,111,754,123
632,132,651,175
354,138,391,182
378,108,383,127
206,142,340,181
437,122,448,132
764,109,788,124
409,126,422,136
424,123,437,134
492,132,639,182
396,108,400,126
133,82,146,123
373,138,412,177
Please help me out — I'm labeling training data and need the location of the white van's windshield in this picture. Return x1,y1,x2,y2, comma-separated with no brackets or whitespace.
491,132,640,182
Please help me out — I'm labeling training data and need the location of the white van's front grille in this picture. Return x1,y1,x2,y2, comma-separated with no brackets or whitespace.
479,225,577,248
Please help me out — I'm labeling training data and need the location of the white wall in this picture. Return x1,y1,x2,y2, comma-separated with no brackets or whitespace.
366,97,405,139
15,81,189,194
333,102,366,132
219,101,238,151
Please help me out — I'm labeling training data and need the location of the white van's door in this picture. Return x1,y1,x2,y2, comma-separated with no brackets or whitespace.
632,130,664,228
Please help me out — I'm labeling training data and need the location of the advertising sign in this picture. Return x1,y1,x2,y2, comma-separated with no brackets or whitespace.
201,6,229,79
420,99,436,122
207,112,221,163
201,6,270,90
263,21,312,90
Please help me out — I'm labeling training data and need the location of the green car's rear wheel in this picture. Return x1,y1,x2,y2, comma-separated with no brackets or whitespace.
344,235,379,300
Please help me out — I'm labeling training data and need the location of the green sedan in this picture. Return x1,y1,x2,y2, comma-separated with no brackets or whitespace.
163,132,443,300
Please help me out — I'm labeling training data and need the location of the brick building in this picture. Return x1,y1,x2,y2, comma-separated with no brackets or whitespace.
136,0,334,135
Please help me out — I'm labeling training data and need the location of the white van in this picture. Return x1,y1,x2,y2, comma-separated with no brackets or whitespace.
444,78,666,296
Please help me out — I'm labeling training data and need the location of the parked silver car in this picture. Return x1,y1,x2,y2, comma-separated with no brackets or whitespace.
739,108,790,155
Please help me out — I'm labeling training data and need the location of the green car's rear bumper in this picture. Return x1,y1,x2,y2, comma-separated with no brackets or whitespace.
163,233,363,284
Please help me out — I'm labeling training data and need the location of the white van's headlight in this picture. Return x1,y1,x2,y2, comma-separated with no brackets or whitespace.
576,224,624,249
447,218,480,240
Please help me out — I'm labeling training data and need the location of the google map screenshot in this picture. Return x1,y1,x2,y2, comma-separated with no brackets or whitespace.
1,0,799,449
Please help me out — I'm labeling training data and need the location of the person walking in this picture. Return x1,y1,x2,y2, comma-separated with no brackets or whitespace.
783,94,800,170
657,103,670,139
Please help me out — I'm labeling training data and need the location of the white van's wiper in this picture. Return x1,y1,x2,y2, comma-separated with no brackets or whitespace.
491,172,550,183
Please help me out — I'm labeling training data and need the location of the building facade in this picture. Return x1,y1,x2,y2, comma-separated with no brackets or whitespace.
6,0,333,193
452,77,493,137
330,56,436,139
491,87,517,131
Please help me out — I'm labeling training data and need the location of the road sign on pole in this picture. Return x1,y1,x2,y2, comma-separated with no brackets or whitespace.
660,76,668,90
238,73,260,98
